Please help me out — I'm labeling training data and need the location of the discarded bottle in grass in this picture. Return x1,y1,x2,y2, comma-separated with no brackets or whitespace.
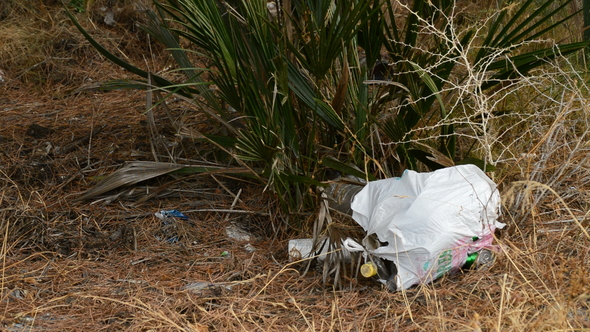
361,255,397,292
463,249,495,270
345,165,504,290
359,248,494,292
323,181,364,215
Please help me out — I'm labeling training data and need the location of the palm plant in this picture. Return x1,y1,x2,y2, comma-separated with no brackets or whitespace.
68,0,376,214
370,0,587,172
67,0,588,217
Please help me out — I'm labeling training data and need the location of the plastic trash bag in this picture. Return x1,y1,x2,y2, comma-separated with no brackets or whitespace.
343,164,504,290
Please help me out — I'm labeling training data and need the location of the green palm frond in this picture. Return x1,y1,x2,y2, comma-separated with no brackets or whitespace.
70,0,589,213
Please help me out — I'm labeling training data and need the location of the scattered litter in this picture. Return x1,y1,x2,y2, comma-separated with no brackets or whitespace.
323,179,365,215
288,238,351,262
244,243,256,252
183,274,267,294
9,288,26,300
343,165,504,291
155,210,188,243
5,313,56,332
360,254,397,292
462,248,496,270
225,223,255,242
155,210,189,221
288,238,314,261
104,10,116,26
220,251,230,257
165,235,179,243
183,281,232,292
183,281,219,292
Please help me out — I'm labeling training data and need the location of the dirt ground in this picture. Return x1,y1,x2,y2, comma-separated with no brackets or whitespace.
1,2,589,331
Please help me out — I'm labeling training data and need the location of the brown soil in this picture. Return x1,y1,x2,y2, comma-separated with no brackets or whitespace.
1,2,588,331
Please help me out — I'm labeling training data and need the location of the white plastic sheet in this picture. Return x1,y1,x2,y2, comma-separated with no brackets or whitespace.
343,164,504,290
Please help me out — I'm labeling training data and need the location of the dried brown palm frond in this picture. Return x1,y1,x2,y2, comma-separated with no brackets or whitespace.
73,161,250,202
306,181,366,289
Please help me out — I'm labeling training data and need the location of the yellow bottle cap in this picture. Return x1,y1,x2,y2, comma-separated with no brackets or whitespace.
361,262,378,278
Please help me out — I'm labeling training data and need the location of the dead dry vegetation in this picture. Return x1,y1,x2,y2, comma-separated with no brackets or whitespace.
0,1,589,331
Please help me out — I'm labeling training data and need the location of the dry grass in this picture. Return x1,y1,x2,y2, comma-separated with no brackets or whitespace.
1,218,588,331
0,0,158,92
1,1,589,331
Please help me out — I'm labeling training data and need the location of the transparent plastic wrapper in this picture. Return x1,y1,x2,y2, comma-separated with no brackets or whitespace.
343,164,504,290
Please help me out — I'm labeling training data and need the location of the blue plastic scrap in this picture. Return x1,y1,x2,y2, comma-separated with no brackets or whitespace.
166,236,180,243
155,209,189,220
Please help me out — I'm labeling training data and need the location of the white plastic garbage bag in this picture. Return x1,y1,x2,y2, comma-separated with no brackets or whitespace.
343,164,504,290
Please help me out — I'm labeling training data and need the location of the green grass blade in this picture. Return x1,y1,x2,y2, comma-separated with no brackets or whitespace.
64,7,191,97
321,156,375,181
488,0,535,47
497,0,572,47
474,10,506,63
288,64,345,130
409,62,448,122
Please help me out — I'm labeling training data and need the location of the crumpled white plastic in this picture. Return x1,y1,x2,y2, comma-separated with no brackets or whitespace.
343,164,504,290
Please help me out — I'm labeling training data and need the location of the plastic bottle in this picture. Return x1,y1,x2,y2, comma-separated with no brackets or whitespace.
360,255,397,292
323,182,364,216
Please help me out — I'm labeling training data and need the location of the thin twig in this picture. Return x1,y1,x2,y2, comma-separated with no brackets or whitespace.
224,188,242,223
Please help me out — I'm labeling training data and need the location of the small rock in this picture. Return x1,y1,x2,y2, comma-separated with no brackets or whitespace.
225,223,255,242
109,227,122,241
244,243,256,252
183,281,215,292
10,288,25,300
